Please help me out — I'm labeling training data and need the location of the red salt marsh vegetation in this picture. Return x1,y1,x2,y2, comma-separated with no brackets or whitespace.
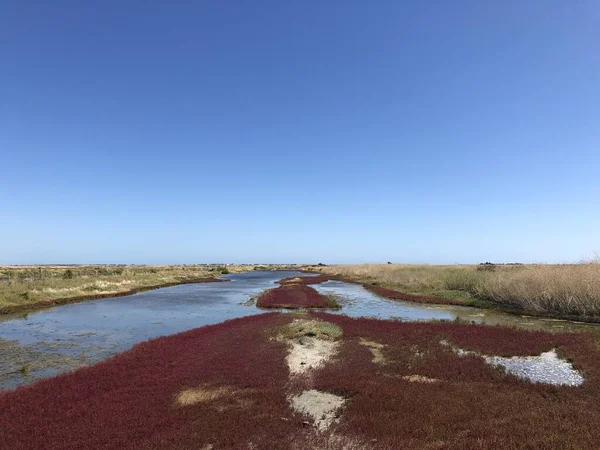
309,313,600,449
257,282,340,309
0,313,298,450
2,312,600,449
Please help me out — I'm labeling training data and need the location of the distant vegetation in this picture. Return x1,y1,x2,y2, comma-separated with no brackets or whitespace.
0,265,256,312
311,262,600,319
209,266,230,275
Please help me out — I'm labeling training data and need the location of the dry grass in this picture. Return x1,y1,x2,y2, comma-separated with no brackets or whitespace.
311,263,600,318
0,265,255,311
359,338,386,365
175,385,236,406
175,385,254,407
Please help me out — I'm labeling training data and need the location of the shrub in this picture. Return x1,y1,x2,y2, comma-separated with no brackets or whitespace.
477,262,497,272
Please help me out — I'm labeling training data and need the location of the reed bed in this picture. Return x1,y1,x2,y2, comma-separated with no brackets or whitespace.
312,263,600,318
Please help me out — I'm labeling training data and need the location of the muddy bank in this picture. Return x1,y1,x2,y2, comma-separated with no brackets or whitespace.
0,278,228,315
1,312,599,449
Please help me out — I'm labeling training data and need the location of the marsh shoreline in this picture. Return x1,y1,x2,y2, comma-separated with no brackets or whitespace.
299,271,600,325
0,278,229,315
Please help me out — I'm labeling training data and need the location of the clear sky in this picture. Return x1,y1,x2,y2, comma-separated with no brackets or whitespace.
1,1,599,264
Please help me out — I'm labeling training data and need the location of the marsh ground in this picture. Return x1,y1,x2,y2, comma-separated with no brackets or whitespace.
3,271,599,391
1,312,599,449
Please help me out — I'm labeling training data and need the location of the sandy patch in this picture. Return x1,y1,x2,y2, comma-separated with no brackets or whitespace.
290,389,345,430
359,338,386,364
281,319,341,375
279,319,346,430
287,336,338,375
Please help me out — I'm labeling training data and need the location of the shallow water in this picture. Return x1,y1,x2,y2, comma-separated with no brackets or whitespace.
1,271,598,390
314,280,600,331
0,271,303,389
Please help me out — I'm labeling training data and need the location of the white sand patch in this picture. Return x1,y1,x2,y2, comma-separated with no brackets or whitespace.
484,350,583,386
441,340,584,386
287,336,337,375
290,390,345,430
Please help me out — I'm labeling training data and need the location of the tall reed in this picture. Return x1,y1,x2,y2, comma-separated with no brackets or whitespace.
314,263,600,317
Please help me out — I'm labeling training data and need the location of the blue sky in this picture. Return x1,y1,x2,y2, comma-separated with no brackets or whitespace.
1,1,599,264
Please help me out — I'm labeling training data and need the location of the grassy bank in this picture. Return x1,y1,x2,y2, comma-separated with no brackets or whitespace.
309,263,600,319
0,265,255,313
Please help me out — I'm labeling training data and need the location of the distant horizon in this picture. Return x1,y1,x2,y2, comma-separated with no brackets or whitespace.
2,2,598,263
2,257,598,266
